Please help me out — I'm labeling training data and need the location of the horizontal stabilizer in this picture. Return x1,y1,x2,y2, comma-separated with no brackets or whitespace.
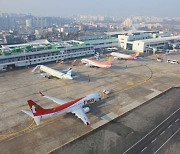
22,109,41,125
39,91,67,105
22,110,34,118
33,116,41,125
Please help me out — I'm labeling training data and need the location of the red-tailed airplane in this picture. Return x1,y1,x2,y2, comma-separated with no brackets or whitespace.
22,92,101,126
81,56,113,68
110,52,140,60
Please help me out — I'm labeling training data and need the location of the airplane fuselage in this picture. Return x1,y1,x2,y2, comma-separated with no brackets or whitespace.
34,65,73,80
81,59,111,68
40,93,101,119
111,52,131,60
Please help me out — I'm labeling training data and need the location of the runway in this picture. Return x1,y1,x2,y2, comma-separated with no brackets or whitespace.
123,105,180,154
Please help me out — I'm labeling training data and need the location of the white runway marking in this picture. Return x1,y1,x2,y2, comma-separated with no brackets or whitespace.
160,131,165,136
154,128,180,154
175,119,179,122
168,124,172,128
141,146,147,152
151,138,157,143
123,107,180,154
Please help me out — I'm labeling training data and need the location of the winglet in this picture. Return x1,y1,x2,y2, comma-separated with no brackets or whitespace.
39,92,44,96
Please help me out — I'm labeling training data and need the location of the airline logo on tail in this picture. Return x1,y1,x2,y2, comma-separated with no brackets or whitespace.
135,52,140,57
105,56,114,67
28,100,45,116
107,56,114,64
128,52,139,60
32,105,36,113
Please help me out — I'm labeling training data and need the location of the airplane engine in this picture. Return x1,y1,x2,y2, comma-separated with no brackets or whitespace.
85,64,90,67
41,73,50,78
83,107,90,113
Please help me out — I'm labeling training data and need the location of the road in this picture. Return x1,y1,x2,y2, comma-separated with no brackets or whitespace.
123,107,180,154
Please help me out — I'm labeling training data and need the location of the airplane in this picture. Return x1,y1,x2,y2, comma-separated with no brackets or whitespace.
32,65,73,80
110,52,139,60
71,59,79,66
81,56,113,68
22,92,101,126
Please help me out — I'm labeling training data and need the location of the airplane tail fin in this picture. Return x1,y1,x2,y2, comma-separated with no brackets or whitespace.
32,65,41,72
135,52,140,57
66,67,72,77
106,56,114,65
128,52,140,60
72,59,78,66
27,100,45,117
21,110,41,125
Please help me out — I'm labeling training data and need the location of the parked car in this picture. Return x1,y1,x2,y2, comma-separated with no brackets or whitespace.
103,89,112,95
1,66,7,71
170,60,179,64
167,59,179,64
157,58,163,62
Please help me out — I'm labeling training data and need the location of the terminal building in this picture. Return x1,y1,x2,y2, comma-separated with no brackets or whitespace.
117,31,180,53
132,36,180,53
1,31,180,71
0,36,119,70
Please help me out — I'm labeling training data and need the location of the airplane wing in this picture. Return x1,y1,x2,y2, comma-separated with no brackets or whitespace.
40,92,67,105
72,108,90,125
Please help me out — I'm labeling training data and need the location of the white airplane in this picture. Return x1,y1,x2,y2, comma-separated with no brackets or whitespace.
81,56,113,68
110,52,139,60
22,92,101,126
32,65,73,80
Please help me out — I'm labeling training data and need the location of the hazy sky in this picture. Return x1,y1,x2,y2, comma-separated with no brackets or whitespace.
0,0,180,17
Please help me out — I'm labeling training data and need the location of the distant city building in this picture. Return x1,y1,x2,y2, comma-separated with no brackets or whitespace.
0,14,16,30
26,19,32,27
32,17,48,28
4,34,22,44
60,26,79,33
121,18,133,28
